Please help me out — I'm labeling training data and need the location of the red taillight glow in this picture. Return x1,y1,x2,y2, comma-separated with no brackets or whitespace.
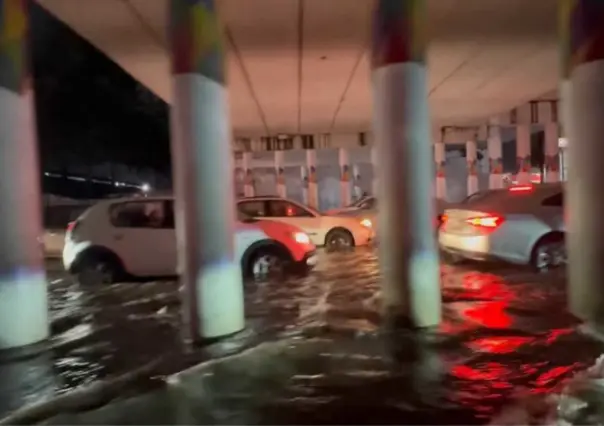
509,184,533,193
465,215,504,229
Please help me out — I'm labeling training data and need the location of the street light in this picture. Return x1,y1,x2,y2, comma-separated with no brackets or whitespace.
141,183,151,193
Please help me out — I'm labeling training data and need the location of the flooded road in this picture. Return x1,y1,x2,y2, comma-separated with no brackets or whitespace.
4,250,603,424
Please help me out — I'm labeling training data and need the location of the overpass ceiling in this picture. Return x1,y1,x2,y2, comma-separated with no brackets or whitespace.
38,0,558,137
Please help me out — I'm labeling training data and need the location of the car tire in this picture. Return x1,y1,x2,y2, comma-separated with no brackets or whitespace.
531,233,566,272
324,228,354,252
246,246,289,280
75,253,124,286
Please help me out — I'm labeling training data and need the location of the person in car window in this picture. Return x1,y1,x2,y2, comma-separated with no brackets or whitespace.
145,203,165,228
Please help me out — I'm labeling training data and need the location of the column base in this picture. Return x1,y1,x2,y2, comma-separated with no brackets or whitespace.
577,322,604,343
0,339,49,363
187,326,256,359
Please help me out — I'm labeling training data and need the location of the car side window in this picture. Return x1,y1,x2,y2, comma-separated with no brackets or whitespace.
267,200,313,218
110,201,169,229
542,192,564,207
238,201,266,217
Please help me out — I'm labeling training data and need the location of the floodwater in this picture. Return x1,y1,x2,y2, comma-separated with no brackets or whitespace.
1,249,602,424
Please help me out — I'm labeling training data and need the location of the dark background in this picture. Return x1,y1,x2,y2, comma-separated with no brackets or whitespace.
32,4,171,199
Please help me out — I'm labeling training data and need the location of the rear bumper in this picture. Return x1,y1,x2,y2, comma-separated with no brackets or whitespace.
439,232,491,262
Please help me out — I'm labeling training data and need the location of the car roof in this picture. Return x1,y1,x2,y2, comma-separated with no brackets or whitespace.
460,182,563,211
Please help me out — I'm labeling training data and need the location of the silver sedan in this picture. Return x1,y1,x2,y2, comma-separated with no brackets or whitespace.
438,183,565,271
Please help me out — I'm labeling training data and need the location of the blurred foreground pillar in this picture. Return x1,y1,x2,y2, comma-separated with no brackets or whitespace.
562,0,604,331
0,0,49,351
371,0,441,328
168,0,244,340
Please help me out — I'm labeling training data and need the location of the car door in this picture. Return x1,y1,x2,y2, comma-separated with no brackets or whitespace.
264,199,324,245
108,200,176,276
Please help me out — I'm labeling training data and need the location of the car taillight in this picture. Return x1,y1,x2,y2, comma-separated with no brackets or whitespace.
509,184,533,193
67,221,80,234
465,215,504,229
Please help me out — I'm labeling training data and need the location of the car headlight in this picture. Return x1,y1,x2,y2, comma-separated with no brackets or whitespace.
360,218,372,228
293,232,310,244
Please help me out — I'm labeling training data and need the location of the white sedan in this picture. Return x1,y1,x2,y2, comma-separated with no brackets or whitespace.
237,196,374,250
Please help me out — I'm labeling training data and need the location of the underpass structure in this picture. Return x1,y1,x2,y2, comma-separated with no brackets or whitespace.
0,0,601,354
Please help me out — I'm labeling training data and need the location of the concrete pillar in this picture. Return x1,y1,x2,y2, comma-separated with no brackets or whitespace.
338,148,352,206
371,146,379,196
434,142,446,201
515,124,531,184
242,151,255,197
274,150,286,198
301,166,309,205
0,0,49,351
561,0,604,330
352,164,362,201
544,121,560,182
487,123,504,189
466,140,479,196
371,0,441,329
306,149,319,208
168,0,244,340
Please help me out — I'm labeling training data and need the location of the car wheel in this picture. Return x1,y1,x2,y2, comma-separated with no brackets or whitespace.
532,234,566,272
76,255,122,286
248,247,288,280
325,228,354,252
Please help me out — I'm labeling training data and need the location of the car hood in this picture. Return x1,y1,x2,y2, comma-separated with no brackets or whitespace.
323,206,360,215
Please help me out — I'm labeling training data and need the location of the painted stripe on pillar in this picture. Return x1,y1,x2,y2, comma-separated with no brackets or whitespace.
371,0,426,68
0,0,30,93
560,0,604,75
169,0,225,83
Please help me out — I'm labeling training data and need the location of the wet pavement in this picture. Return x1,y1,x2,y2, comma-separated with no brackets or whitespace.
2,249,604,424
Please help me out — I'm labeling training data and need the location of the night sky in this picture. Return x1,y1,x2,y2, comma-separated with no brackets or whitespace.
32,4,171,193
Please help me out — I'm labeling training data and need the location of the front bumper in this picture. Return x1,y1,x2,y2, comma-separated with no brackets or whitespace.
291,249,318,274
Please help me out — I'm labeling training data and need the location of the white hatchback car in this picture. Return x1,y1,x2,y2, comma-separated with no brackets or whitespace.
236,196,375,250
63,195,318,285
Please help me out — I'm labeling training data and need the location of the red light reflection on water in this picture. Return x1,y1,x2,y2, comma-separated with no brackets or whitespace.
545,328,573,344
470,336,534,353
452,363,511,382
463,301,512,329
533,363,582,389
